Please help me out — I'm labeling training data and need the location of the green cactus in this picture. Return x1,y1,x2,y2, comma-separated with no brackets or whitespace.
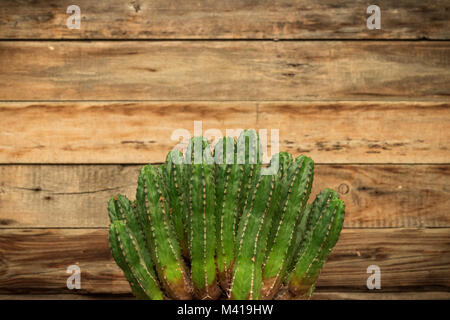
107,131,345,300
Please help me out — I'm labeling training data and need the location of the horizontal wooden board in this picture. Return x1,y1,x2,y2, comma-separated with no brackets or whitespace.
0,228,448,296
2,291,449,300
0,164,448,228
1,101,449,164
0,1,449,39
0,42,449,100
311,291,450,300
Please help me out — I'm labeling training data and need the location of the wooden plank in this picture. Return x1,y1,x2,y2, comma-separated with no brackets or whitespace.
0,42,449,101
312,165,450,228
311,291,450,300
0,294,133,300
258,101,450,164
0,228,448,295
1,291,449,300
0,1,448,39
0,101,448,164
0,164,448,228
0,102,257,164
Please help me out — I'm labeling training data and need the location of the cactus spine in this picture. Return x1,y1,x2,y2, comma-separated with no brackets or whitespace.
107,131,345,300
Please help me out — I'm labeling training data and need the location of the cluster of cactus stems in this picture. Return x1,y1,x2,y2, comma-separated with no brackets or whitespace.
108,130,345,300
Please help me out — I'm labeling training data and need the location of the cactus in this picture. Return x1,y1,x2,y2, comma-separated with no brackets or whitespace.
107,131,345,300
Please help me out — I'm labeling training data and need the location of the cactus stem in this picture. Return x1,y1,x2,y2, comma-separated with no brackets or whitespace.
287,189,344,296
229,177,260,298
261,157,314,299
249,184,273,299
230,174,275,300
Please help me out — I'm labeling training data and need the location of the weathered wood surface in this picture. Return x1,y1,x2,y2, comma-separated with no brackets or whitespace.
0,228,448,296
1,42,449,101
0,164,448,228
1,101,449,164
0,0,448,302
311,291,450,300
2,291,449,300
0,1,449,40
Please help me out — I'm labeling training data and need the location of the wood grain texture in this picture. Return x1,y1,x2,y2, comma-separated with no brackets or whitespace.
1,1,448,301
0,1,449,40
311,291,450,300
2,291,449,300
1,101,449,164
0,228,448,296
1,41,449,101
0,164,448,228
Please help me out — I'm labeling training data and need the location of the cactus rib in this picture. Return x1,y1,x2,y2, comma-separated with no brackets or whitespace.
261,155,314,299
214,137,243,290
136,165,192,299
185,137,221,299
163,150,189,257
287,189,345,296
230,174,276,300
108,195,164,300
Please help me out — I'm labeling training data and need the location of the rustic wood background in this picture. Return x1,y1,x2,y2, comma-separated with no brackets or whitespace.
0,1,449,300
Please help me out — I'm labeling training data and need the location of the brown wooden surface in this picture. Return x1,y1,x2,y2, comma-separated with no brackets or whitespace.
0,228,448,297
2,291,449,300
0,164,448,229
1,42,449,101
0,1,449,40
0,101,449,164
1,1,449,300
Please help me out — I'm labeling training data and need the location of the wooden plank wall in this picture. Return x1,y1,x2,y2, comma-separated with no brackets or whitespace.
0,1,449,299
